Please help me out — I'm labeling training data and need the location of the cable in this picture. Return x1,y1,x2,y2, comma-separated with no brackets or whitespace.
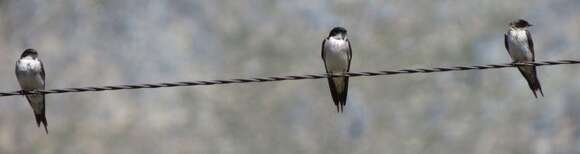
2,60,579,97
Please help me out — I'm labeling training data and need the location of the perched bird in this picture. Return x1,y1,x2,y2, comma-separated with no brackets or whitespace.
504,19,544,98
15,49,48,133
322,27,352,112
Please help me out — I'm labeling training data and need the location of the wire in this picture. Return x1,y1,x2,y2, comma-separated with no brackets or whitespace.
2,60,579,97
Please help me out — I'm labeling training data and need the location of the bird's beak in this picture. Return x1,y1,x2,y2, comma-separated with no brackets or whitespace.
529,24,534,27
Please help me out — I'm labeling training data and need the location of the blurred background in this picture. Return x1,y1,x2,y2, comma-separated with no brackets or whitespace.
0,0,579,153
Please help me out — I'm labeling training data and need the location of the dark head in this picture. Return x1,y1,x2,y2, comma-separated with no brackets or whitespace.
510,19,533,28
328,27,348,39
20,48,38,58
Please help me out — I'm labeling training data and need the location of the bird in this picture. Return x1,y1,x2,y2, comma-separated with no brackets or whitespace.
322,27,352,112
15,48,48,133
504,19,544,98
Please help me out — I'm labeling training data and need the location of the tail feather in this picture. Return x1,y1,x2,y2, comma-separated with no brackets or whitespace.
327,76,350,113
327,77,341,112
518,66,543,98
25,95,48,133
340,77,349,112
34,113,48,133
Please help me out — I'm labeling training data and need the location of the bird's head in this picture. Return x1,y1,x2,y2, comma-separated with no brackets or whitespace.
329,27,348,40
510,19,533,28
20,48,39,59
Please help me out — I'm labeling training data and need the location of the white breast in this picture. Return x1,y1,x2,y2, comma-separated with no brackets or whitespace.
507,29,533,61
323,38,350,72
15,57,44,90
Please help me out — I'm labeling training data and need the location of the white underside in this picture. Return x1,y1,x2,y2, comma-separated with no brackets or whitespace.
15,57,45,112
507,29,533,62
324,38,349,72
323,38,350,91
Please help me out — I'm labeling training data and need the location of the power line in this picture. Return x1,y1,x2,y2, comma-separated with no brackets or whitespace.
2,59,579,97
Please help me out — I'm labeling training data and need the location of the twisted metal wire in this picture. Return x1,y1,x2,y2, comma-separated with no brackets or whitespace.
2,60,579,97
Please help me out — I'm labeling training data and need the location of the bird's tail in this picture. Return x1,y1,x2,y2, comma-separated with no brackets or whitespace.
518,66,544,98
339,77,349,112
327,76,349,113
34,113,48,133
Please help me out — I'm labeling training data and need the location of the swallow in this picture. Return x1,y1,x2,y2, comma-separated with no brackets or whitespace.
504,19,544,98
322,27,352,112
15,48,48,133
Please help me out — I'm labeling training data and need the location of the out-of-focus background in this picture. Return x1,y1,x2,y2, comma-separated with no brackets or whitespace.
0,0,579,153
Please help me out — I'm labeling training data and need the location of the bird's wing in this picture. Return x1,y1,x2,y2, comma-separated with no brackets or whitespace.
346,38,352,72
15,60,19,79
321,38,330,73
504,33,509,52
39,59,46,88
321,38,326,60
526,30,535,60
